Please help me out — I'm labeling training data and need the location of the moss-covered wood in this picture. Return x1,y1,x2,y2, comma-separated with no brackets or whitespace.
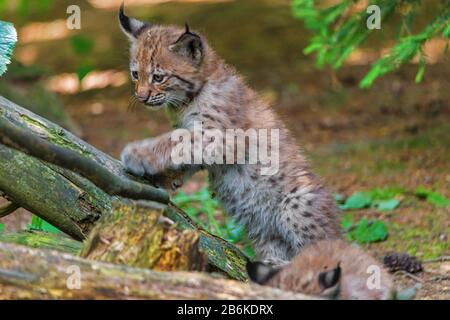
81,201,208,272
0,144,110,240
0,230,82,255
0,96,248,280
0,242,313,300
165,203,248,280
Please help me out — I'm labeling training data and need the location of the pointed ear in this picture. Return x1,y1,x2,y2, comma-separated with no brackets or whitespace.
118,2,149,40
246,261,280,285
169,24,203,66
318,263,341,298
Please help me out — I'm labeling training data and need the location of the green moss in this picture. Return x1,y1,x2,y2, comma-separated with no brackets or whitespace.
0,230,82,255
371,222,449,260
20,114,91,156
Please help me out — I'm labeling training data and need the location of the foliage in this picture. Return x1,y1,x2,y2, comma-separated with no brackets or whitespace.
415,186,450,207
70,35,94,56
0,223,4,233
28,216,60,234
339,187,403,211
173,187,255,257
0,0,54,21
70,35,95,82
0,21,17,77
291,0,450,88
342,214,389,244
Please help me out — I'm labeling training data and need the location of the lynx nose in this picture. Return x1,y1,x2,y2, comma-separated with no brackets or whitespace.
136,91,149,102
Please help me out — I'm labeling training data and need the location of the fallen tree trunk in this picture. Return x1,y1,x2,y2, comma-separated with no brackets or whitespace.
0,242,313,300
0,96,248,280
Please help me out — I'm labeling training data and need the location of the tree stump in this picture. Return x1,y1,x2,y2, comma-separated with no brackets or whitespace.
81,201,208,272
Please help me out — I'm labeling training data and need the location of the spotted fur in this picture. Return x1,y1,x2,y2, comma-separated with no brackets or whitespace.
119,6,342,264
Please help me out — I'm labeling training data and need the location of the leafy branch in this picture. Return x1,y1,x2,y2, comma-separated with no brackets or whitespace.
292,0,450,88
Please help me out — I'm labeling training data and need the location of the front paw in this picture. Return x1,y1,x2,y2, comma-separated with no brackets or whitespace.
120,142,158,177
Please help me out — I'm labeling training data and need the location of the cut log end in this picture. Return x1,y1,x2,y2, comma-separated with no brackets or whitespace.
81,201,208,272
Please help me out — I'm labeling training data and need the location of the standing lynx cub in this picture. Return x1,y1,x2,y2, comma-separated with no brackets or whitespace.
118,4,341,264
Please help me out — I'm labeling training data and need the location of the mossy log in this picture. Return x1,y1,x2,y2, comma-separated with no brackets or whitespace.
0,242,313,300
0,96,248,280
81,201,208,272
0,230,82,255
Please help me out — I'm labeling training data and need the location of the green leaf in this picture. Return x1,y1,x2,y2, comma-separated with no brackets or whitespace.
0,21,17,76
340,214,354,231
374,198,400,211
414,187,450,207
414,186,429,199
76,63,94,82
173,185,254,258
303,42,322,55
370,187,405,200
70,34,94,56
340,187,403,212
339,192,372,210
29,216,60,233
415,54,426,83
426,192,450,208
334,193,345,204
347,219,388,244
0,223,4,233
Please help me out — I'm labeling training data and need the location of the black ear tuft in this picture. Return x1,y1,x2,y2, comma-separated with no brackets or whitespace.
246,261,280,285
318,263,341,289
118,2,149,40
169,25,203,65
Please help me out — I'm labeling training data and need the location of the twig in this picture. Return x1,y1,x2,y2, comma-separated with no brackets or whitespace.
394,270,424,283
423,256,450,264
0,117,169,204
0,201,20,218
431,275,450,281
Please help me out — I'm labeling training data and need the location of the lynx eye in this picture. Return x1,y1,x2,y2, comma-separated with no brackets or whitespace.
131,71,138,81
153,74,164,83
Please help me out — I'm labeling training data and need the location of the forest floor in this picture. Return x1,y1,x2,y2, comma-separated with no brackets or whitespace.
1,0,448,299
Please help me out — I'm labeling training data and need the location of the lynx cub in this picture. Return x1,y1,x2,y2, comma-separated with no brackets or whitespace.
247,240,395,300
118,4,341,264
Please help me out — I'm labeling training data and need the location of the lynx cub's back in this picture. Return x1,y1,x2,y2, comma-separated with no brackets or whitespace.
118,5,342,264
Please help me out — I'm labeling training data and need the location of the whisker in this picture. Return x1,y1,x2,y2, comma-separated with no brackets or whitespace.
127,96,140,113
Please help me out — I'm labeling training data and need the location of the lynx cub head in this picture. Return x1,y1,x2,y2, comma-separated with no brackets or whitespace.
119,4,210,110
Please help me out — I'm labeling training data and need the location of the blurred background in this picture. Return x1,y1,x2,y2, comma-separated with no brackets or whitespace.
0,0,448,298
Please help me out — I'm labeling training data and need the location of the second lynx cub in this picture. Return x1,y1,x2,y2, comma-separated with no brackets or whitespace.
118,4,342,264
247,240,395,300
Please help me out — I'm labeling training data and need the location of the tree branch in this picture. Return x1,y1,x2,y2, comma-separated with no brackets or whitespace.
0,201,19,218
0,117,169,204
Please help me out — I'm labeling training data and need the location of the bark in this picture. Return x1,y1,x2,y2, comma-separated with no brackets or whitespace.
0,230,82,255
0,96,248,280
0,200,19,218
81,201,208,272
0,242,314,300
